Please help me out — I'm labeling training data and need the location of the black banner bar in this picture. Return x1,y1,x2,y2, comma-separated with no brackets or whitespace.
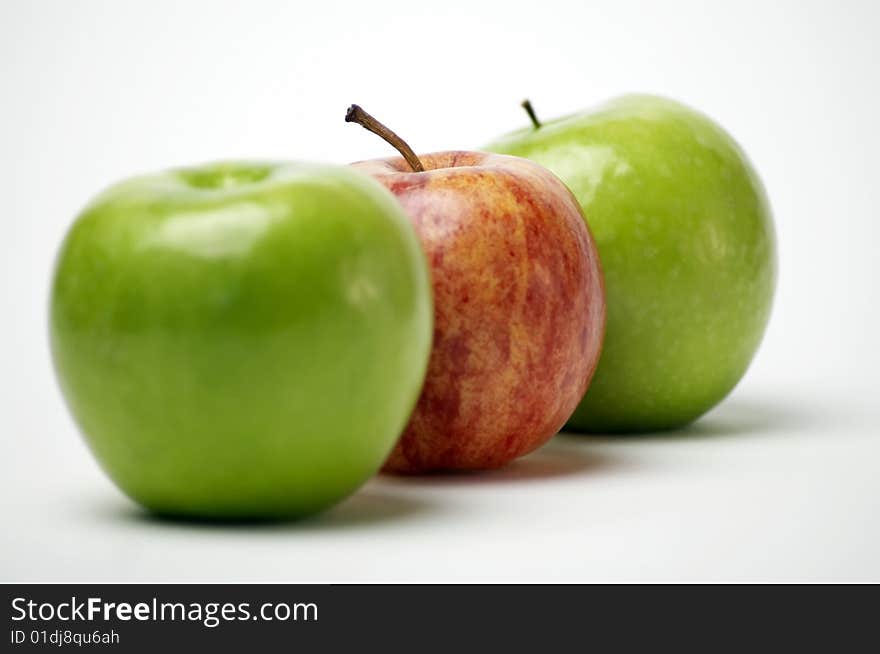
3,584,877,651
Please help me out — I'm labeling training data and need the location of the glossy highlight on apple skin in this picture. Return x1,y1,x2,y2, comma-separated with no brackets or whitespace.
353,152,606,473
487,95,777,433
50,161,434,519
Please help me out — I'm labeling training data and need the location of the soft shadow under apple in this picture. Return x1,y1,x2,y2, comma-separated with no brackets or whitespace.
381,437,617,487
83,488,434,532
560,395,824,443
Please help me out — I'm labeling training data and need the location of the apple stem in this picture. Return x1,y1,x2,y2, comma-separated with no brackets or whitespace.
345,105,425,173
521,99,542,130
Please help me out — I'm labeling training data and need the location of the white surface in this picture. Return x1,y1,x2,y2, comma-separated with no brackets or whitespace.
1,0,879,582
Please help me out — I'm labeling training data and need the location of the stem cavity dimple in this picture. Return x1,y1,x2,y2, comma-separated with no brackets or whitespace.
345,104,425,173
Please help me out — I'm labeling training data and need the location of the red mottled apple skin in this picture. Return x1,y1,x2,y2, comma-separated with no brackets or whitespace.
352,151,605,473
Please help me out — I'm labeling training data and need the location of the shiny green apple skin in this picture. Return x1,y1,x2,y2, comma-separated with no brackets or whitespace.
50,162,433,518
486,95,776,432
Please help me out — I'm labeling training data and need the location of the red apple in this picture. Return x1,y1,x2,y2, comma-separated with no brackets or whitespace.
347,106,605,473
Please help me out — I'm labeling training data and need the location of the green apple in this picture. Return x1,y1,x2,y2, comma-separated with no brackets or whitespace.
50,161,433,518
486,95,776,432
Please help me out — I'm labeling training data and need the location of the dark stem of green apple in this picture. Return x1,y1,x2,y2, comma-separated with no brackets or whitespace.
521,99,542,130
345,105,425,172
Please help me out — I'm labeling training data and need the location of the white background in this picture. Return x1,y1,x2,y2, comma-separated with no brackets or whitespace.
1,0,878,581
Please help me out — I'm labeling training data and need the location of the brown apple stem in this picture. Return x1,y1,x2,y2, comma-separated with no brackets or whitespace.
345,105,425,172
521,99,542,130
